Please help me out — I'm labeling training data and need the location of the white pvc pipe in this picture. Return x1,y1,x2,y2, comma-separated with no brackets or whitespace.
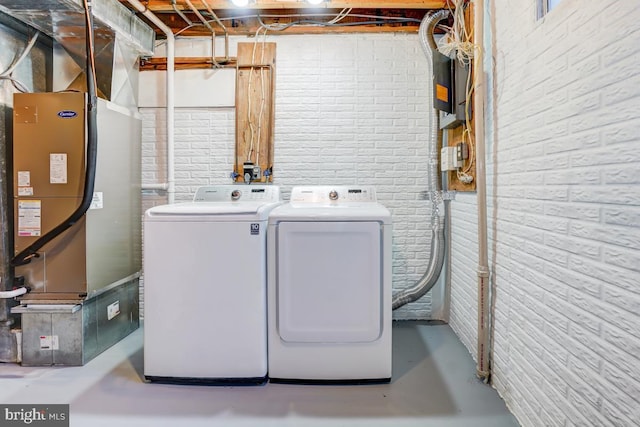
473,0,491,382
126,0,176,204
142,183,169,191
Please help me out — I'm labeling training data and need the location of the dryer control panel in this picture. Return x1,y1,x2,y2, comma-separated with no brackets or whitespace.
193,185,280,202
289,186,377,204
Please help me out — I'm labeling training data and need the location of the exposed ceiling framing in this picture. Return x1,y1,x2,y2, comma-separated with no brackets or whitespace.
117,0,451,37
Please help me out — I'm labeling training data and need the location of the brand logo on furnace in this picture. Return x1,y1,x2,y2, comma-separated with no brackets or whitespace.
57,110,78,118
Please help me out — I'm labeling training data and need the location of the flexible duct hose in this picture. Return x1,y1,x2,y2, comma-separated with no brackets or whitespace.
393,10,449,310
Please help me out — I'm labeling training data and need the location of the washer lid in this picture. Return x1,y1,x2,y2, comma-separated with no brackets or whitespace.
148,202,260,215
146,185,282,221
145,201,282,221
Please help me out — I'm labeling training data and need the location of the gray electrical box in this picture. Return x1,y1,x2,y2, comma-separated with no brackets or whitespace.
440,61,472,129
433,51,453,113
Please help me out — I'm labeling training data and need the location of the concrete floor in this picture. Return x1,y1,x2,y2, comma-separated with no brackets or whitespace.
0,322,518,427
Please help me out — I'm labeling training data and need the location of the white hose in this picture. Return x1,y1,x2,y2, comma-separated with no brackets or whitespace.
0,31,39,93
392,10,450,310
0,287,27,299
0,32,39,77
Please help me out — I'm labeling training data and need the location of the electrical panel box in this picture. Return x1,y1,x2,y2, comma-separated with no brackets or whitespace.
440,61,472,129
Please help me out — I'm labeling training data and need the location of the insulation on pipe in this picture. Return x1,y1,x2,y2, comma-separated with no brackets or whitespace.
392,9,450,310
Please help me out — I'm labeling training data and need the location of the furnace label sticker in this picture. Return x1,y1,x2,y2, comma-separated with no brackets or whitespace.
50,153,68,184
17,200,41,237
17,170,30,186
18,187,34,196
17,171,34,196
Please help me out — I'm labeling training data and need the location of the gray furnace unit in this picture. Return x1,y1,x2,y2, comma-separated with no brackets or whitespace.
11,91,141,366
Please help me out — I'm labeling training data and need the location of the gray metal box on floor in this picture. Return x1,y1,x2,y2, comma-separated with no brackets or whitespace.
13,279,139,366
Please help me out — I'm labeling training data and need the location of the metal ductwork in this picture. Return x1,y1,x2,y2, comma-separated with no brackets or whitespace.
0,0,154,365
392,10,450,311
0,0,154,107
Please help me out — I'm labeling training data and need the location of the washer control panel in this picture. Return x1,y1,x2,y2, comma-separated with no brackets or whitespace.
193,185,280,202
290,186,377,204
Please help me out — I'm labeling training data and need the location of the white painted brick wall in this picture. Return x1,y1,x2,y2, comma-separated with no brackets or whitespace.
449,0,640,426
140,33,441,320
449,192,479,354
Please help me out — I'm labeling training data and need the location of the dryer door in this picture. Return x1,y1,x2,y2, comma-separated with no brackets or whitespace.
276,221,382,343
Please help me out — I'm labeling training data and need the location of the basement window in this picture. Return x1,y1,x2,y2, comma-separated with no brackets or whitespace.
537,0,562,18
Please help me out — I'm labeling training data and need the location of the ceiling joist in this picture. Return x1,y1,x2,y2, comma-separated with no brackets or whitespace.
138,1,447,11
118,0,450,36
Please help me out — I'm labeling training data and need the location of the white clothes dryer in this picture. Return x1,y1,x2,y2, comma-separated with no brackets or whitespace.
143,185,281,385
267,186,392,383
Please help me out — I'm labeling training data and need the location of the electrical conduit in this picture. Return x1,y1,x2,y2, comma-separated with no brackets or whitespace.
127,0,176,203
392,9,450,310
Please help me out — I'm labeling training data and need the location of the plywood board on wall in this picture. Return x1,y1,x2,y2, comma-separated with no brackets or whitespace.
447,124,476,191
446,3,476,192
235,42,276,183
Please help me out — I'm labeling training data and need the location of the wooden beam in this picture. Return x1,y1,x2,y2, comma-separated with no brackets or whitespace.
137,1,447,12
162,24,422,37
118,1,447,36
140,57,237,70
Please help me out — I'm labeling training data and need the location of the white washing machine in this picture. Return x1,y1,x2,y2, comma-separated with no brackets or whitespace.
143,185,281,384
267,186,392,383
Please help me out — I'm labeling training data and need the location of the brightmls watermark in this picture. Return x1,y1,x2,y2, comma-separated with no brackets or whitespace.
0,405,68,426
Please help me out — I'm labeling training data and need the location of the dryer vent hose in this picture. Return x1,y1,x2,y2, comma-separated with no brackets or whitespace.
392,9,449,310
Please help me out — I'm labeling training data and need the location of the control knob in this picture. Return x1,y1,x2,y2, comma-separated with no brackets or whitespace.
329,190,339,201
231,190,241,201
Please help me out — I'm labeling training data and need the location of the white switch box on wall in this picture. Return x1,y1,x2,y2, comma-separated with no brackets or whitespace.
441,146,462,171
